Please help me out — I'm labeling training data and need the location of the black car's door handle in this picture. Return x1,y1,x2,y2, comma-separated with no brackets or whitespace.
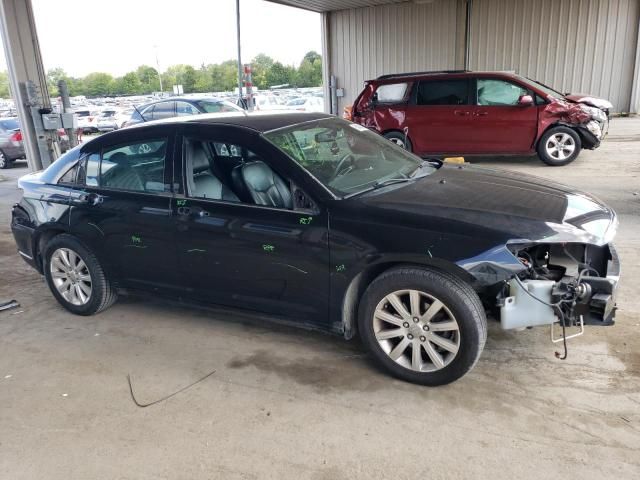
177,206,210,218
79,192,103,206
177,206,192,216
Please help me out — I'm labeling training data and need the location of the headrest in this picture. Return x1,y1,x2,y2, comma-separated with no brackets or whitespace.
189,141,210,174
241,161,276,192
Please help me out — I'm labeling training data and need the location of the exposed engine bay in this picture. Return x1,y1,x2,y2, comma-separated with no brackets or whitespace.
497,242,619,355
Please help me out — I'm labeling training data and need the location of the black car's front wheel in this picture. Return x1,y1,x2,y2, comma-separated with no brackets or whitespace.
43,234,117,315
358,267,487,386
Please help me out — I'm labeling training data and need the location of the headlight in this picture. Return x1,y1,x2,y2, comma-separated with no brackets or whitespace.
586,120,602,139
581,105,607,122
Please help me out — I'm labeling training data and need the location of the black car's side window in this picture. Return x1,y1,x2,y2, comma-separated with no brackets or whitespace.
152,102,175,120
76,153,100,186
78,140,167,193
176,102,199,116
183,137,293,210
101,140,167,192
416,79,468,106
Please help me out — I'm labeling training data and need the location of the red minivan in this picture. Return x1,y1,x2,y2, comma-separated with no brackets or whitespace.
349,71,611,166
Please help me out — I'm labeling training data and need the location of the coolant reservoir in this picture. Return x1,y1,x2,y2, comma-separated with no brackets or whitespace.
500,279,558,329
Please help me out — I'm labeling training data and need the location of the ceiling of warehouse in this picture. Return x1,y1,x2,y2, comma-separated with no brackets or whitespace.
266,0,414,13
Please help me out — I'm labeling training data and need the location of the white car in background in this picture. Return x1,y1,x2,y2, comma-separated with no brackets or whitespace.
97,109,133,132
285,96,324,112
75,109,101,133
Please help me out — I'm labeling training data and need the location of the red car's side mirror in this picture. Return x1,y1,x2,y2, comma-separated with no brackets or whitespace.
518,94,534,106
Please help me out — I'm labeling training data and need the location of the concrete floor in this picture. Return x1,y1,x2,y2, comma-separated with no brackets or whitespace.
1,118,639,480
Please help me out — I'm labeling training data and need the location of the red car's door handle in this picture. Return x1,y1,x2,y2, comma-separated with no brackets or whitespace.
474,111,489,116
453,110,470,116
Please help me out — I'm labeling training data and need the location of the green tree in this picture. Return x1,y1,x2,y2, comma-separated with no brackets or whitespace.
296,54,322,87
266,62,296,88
83,72,114,97
117,72,141,95
251,53,275,90
136,65,161,93
46,67,69,97
0,70,11,98
182,65,197,93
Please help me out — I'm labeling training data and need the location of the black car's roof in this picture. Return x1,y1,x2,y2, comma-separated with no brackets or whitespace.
131,111,334,133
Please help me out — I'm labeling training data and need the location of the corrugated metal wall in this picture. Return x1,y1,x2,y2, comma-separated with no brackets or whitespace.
469,0,639,112
326,0,465,111
324,0,640,112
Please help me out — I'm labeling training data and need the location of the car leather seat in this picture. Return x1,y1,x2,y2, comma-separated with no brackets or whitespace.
232,160,292,209
189,141,239,201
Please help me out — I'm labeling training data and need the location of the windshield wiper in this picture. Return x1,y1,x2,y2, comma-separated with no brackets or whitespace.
343,177,413,199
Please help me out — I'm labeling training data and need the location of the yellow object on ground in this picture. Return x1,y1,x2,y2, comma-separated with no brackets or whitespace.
443,157,465,164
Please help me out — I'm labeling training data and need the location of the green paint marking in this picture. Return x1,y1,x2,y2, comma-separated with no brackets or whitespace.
299,216,313,225
262,244,275,252
176,199,187,207
131,235,142,244
336,264,346,272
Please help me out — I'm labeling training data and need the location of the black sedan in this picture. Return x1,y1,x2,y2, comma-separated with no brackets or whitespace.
10,112,620,385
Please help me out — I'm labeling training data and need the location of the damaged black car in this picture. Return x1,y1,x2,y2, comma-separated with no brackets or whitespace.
10,113,620,385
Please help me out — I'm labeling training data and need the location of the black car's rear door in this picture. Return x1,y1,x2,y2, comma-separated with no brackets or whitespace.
172,124,331,326
67,127,184,293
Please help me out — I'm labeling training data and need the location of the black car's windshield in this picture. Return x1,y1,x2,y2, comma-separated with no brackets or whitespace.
520,75,564,99
264,117,435,196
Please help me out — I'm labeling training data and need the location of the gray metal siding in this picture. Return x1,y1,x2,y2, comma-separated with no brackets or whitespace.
470,0,640,112
327,1,463,111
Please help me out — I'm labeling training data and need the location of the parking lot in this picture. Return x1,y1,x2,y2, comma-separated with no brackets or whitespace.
0,117,639,479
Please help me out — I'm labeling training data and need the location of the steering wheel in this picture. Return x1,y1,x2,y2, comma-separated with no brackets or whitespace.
333,153,356,178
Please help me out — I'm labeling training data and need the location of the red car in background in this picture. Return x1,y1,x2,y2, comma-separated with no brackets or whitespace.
348,70,611,166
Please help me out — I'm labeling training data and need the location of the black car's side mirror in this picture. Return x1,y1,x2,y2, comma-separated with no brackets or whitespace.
292,184,319,215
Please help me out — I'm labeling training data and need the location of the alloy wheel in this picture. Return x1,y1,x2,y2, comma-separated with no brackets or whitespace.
373,289,460,372
0,152,7,169
545,133,575,160
50,247,93,306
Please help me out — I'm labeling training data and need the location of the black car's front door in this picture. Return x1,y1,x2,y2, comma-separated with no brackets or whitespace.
67,128,183,293
172,125,331,326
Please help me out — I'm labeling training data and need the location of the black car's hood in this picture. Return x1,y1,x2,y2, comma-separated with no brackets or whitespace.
357,164,617,246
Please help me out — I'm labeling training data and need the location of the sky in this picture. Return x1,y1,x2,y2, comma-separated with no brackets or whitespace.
0,0,321,77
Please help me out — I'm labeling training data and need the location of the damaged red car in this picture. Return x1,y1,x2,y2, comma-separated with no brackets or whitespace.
348,70,611,166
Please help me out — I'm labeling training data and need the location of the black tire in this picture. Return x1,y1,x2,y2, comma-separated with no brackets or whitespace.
0,150,11,169
537,126,582,166
358,267,487,386
383,131,413,152
43,234,117,315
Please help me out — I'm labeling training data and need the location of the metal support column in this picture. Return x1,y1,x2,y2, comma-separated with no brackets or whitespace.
0,0,57,170
236,0,244,105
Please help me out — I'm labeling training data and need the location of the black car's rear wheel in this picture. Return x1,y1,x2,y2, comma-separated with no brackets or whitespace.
358,267,486,386
43,234,117,315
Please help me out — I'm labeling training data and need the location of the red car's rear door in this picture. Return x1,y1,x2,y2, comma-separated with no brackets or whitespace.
403,77,473,155
467,77,538,153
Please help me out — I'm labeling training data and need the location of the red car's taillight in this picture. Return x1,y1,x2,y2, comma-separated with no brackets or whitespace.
10,130,22,142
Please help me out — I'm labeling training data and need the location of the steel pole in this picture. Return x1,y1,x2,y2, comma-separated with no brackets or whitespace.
236,0,244,104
